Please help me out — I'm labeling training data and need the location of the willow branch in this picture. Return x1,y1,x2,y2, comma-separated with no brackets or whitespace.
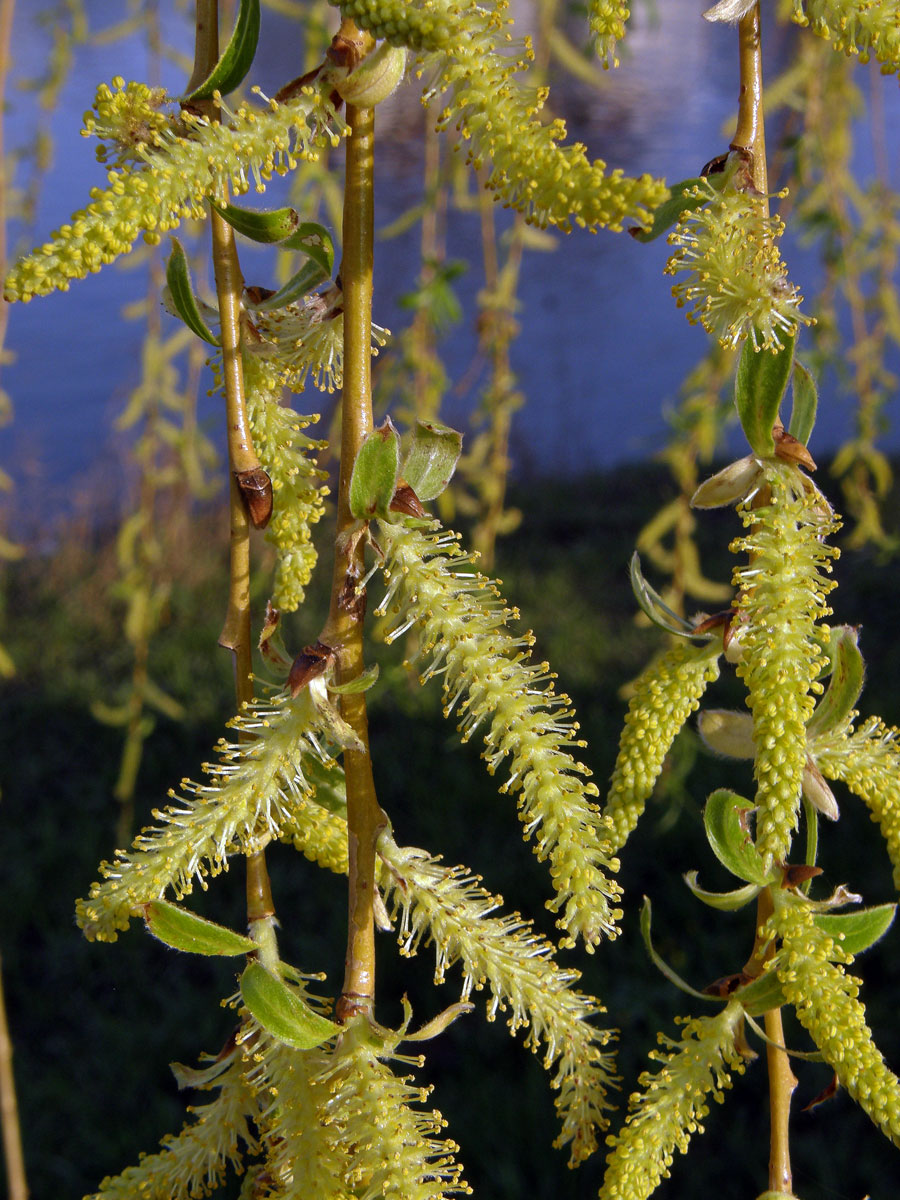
321,21,382,1023
732,3,768,200
745,887,796,1194
190,0,275,935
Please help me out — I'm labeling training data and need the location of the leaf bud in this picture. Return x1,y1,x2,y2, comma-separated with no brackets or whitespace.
336,42,407,108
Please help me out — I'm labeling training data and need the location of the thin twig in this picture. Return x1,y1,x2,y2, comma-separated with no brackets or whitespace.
191,0,275,938
732,5,768,199
320,21,385,1023
733,12,796,1186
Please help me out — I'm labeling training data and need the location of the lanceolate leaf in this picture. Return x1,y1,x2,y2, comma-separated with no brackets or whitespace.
629,552,699,637
704,789,772,886
806,626,865,738
280,222,334,273
789,359,818,445
735,969,787,1017
402,420,463,501
243,224,335,312
240,960,340,1049
734,332,795,458
183,0,261,101
814,904,896,957
144,899,255,956
628,178,707,243
327,663,379,695
349,419,402,520
210,200,301,244
165,238,220,345
246,260,330,311
683,870,760,911
640,897,718,1003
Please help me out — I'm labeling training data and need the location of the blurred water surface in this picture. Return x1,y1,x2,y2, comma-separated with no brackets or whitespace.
3,0,900,526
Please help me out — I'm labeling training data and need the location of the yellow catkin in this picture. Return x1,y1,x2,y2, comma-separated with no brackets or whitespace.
814,715,900,893
76,689,348,940
600,1001,746,1200
791,0,900,73
772,895,900,1146
380,833,617,1164
732,463,838,866
604,639,722,853
338,0,666,232
378,519,622,949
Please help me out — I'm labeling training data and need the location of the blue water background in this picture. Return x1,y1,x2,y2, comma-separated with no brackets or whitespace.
3,0,899,526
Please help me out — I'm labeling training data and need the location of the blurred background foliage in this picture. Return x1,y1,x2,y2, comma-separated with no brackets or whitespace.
1,0,900,1197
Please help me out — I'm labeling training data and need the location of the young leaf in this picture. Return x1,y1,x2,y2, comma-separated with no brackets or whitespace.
245,260,330,311
143,900,255,956
735,970,787,1017
640,897,719,1003
279,222,334,274
683,870,760,911
240,960,340,1049
788,359,818,445
814,904,896,957
402,420,463,501
704,789,772,886
806,626,865,738
327,664,380,695
349,419,402,520
628,178,707,243
629,552,700,637
182,0,261,101
733,332,795,458
165,238,220,346
210,200,301,244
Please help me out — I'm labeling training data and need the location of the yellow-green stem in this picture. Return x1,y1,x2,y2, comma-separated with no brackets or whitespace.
733,14,794,1183
732,4,768,200
746,887,796,1196
322,63,384,1022
765,1004,797,1194
192,0,275,932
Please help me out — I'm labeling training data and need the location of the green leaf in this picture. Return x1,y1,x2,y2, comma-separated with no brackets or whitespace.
279,222,334,274
246,260,330,311
814,904,896,957
402,420,463,501
806,626,865,738
144,900,255,956
182,0,260,101
240,961,340,1049
327,664,379,695
165,238,220,346
704,789,772,886
210,200,300,245
683,870,760,911
640,897,718,1003
735,970,787,1017
349,419,402,520
628,178,707,243
629,552,701,638
241,222,334,312
788,359,818,445
733,332,795,458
